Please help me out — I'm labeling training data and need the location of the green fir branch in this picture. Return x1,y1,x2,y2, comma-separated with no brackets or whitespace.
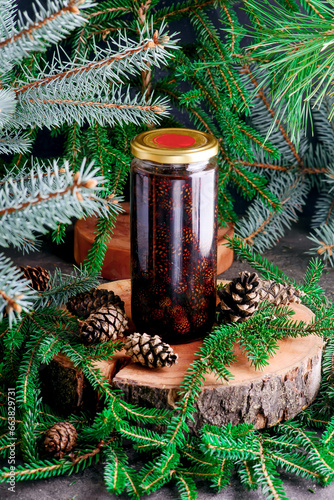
83,214,118,275
34,266,100,309
20,396,42,462
225,236,296,284
104,439,141,497
237,460,259,490
172,470,197,500
0,0,91,75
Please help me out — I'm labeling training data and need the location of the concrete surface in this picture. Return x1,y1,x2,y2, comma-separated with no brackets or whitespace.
0,465,329,500
1,218,334,499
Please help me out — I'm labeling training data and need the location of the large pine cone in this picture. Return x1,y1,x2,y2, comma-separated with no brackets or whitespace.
66,288,124,318
43,421,77,458
217,271,304,323
19,265,50,291
79,305,128,344
124,332,178,368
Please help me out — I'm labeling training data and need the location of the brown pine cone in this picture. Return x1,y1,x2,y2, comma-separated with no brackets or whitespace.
124,332,178,368
217,272,260,323
173,315,191,335
217,271,305,323
79,305,128,344
256,280,305,305
19,265,50,291
43,421,77,458
66,288,125,318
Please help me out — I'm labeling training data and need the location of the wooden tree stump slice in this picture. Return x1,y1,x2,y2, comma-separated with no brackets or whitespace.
41,280,323,430
74,202,234,280
100,280,324,430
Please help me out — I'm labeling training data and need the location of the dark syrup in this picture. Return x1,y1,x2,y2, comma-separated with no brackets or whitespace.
131,161,218,344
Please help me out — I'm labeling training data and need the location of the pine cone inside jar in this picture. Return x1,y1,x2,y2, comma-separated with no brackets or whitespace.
19,265,50,291
43,421,77,458
67,288,125,318
217,271,305,323
79,305,128,344
124,332,178,368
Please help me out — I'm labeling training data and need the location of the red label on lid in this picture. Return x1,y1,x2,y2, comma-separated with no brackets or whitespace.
153,133,196,148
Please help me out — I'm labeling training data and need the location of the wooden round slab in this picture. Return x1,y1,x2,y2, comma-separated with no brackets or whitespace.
100,279,324,430
74,202,234,280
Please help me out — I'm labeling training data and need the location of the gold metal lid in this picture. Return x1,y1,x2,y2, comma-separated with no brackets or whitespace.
130,128,218,164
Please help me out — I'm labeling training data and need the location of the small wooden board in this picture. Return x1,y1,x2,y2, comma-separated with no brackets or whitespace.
42,280,323,430
74,203,234,280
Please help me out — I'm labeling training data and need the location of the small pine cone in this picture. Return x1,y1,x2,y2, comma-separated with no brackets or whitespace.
152,308,164,320
173,315,191,335
256,279,305,306
43,422,77,458
193,310,207,328
217,271,260,323
79,305,128,344
19,265,50,291
66,288,125,318
124,333,178,368
217,271,305,323
159,297,172,310
170,305,185,319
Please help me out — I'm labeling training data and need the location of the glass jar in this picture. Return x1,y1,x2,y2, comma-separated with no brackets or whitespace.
130,128,218,344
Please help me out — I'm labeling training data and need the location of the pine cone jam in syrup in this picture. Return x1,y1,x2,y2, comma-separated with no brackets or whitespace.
130,128,218,344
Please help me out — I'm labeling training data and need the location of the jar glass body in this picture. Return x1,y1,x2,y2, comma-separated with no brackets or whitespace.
130,157,218,344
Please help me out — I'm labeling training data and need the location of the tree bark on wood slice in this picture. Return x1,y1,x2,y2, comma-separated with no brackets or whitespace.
42,279,324,430
40,348,128,415
40,356,92,415
74,203,234,280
